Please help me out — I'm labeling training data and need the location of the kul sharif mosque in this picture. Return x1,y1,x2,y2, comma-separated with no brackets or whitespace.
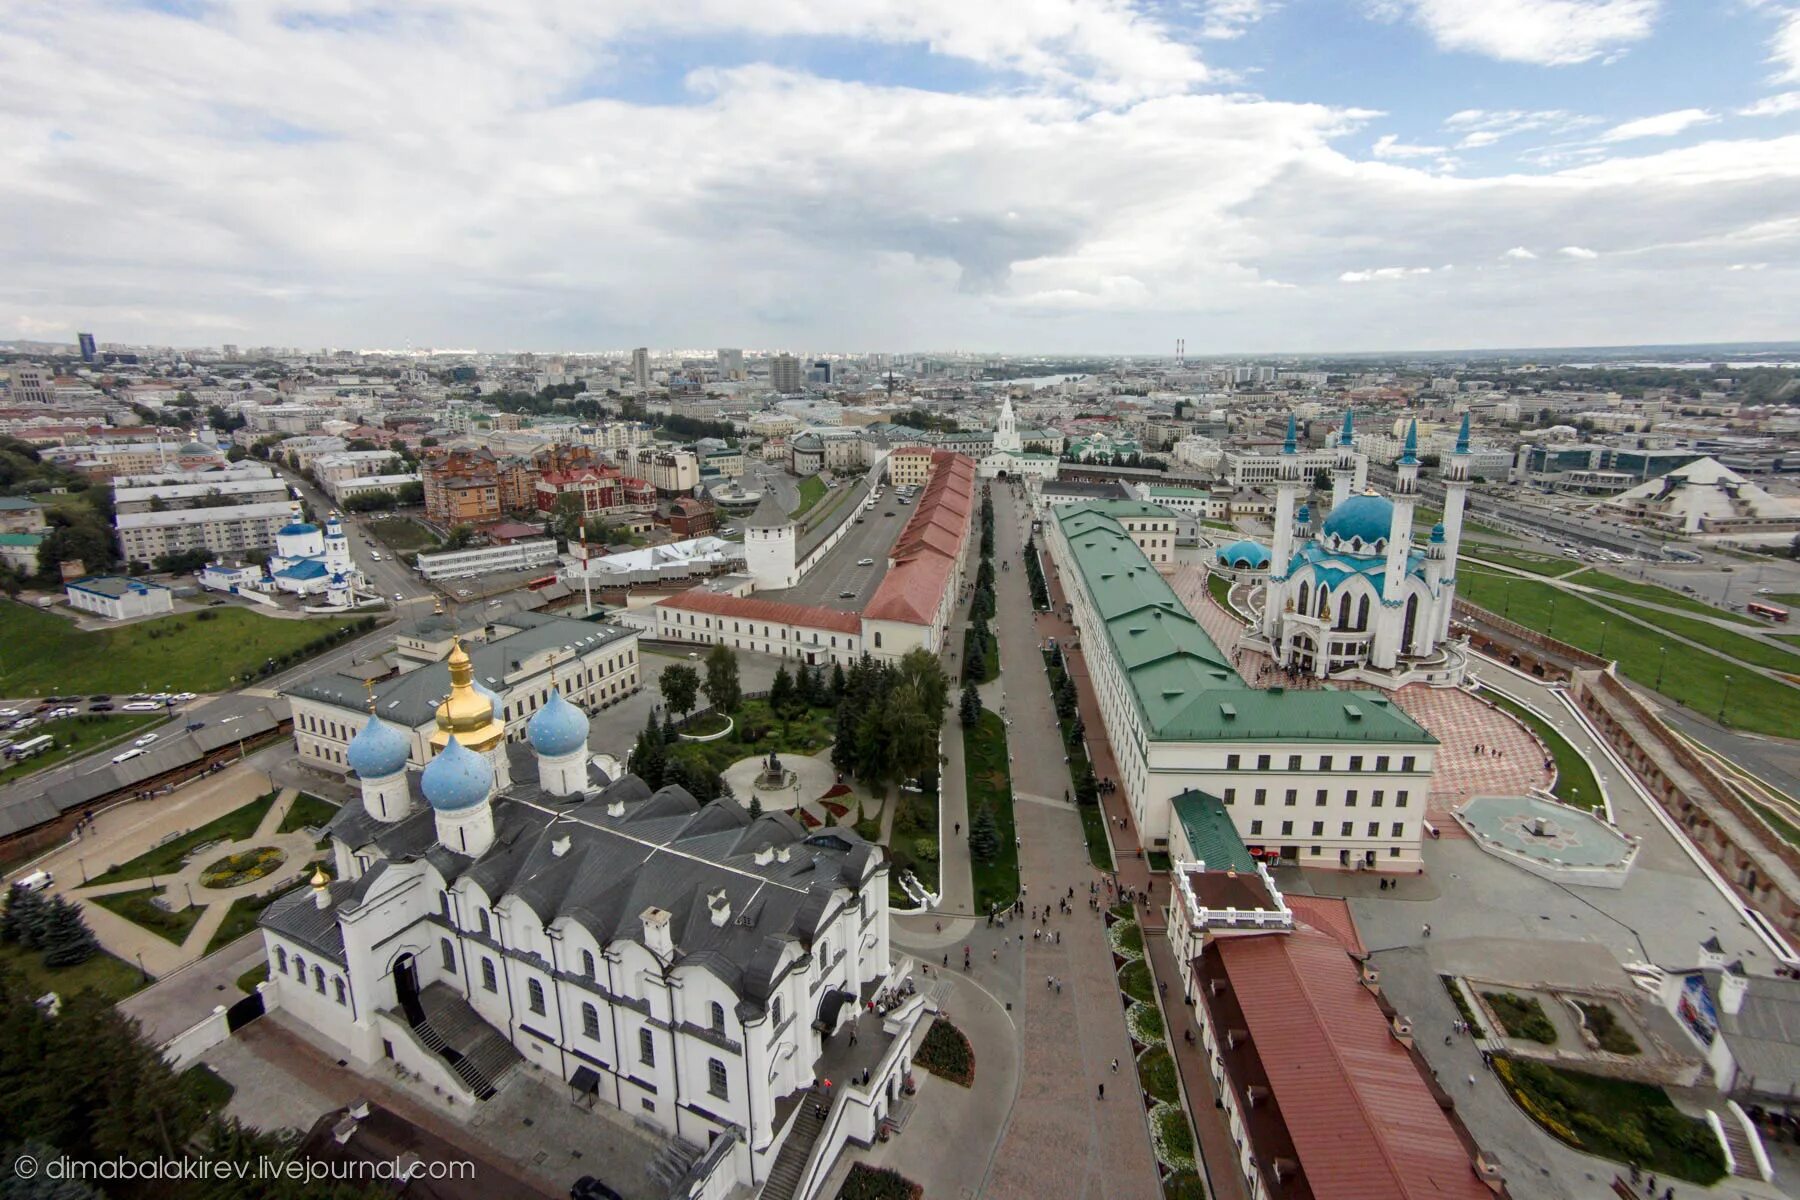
1222,412,1475,680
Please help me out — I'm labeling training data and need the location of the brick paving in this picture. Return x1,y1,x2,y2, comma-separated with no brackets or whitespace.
1393,684,1550,835
983,485,1162,1200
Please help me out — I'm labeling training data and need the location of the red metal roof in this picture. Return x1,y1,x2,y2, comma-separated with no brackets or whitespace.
1285,895,1366,957
1214,929,1492,1200
865,452,973,625
656,590,862,635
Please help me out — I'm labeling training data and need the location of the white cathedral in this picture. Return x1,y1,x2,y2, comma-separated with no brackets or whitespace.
1256,413,1472,679
258,640,924,1195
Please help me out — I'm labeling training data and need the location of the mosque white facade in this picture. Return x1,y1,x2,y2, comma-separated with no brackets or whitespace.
259,640,925,1197
1253,413,1472,680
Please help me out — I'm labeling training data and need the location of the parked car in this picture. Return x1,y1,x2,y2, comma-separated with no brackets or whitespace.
857,557,874,566
207,599,227,607
88,694,110,703
172,692,196,702
0,709,17,720
839,590,856,599
12,871,52,893
89,703,113,712
394,593,404,602
122,701,162,712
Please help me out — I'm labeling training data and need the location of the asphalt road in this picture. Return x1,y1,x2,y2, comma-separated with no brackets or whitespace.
270,462,431,605
761,491,910,611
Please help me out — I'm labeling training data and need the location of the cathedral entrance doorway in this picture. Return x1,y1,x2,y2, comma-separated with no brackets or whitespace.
394,953,424,1026
1290,632,1317,675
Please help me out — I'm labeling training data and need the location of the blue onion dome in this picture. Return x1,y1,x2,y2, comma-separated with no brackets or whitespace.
1215,540,1270,569
347,713,410,779
1430,522,1446,544
1321,493,1396,549
528,688,588,757
422,735,494,812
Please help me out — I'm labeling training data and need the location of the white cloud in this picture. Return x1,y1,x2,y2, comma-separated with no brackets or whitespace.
1560,245,1601,258
1740,91,1800,117
1503,246,1538,258
1372,133,1449,158
4,1,1800,351
1729,262,1769,270
1772,9,1800,83
1371,0,1658,65
1600,108,1717,141
1441,108,1598,149
1339,266,1435,282
1195,0,1275,39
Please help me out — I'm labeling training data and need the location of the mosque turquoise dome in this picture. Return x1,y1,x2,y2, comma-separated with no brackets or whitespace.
421,735,493,811
346,713,410,779
1215,540,1270,569
527,689,588,757
1320,494,1396,551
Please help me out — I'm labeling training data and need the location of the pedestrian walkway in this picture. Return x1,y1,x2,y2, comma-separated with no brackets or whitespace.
981,486,1161,1199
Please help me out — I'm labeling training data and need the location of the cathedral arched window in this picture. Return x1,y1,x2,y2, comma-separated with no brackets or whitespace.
582,950,596,979
334,978,347,1005
1357,595,1370,631
440,938,455,973
711,1002,726,1034
1297,582,1309,614
1337,592,1352,631
313,966,326,994
275,948,288,975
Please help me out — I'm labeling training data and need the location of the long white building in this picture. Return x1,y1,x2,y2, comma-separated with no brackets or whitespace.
1047,498,1438,870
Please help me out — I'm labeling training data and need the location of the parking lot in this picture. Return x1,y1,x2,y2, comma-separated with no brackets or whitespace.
760,485,913,611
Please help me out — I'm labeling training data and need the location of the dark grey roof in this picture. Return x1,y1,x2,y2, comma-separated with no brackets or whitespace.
746,487,791,530
287,611,637,726
260,880,353,964
323,764,883,1004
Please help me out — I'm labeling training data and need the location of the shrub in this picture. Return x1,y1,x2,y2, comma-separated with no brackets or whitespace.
1137,1046,1179,1104
912,838,938,863
1576,1000,1641,1056
837,1164,922,1200
913,1018,974,1087
1483,991,1558,1044
1120,959,1154,1005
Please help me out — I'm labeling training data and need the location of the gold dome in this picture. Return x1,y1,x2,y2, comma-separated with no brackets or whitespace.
310,865,330,889
431,638,506,752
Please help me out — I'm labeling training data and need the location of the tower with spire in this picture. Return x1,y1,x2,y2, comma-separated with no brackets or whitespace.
1370,421,1420,670
1332,411,1358,509
1435,414,1472,642
1263,414,1302,644
744,487,798,590
994,395,1022,455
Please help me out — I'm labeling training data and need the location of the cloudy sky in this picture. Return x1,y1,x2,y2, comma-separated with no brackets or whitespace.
3,0,1798,354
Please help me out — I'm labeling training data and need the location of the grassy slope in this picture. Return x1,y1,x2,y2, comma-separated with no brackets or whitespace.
1457,568,1796,738
1568,569,1761,626
0,603,359,694
0,939,148,1001
966,708,1019,914
1483,692,1603,811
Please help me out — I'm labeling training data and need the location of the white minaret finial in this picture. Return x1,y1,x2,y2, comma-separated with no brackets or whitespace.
1263,414,1301,648
1371,421,1419,670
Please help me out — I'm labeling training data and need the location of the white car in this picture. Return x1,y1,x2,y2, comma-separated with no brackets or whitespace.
369,552,382,561
394,593,405,602
122,701,162,712
134,733,159,747
857,558,875,566
0,709,17,720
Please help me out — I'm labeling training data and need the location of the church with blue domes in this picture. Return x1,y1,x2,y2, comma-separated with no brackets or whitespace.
1259,412,1473,679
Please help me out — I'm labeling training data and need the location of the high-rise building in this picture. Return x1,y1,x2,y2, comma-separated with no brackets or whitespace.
716,347,744,380
631,347,650,390
770,353,801,394
10,364,54,404
77,332,97,363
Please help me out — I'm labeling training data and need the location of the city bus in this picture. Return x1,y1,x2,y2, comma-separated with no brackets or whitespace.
526,574,560,591
8,734,55,761
1746,600,1790,623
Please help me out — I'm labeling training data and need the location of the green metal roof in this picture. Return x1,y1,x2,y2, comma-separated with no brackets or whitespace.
0,533,43,547
1054,501,1434,746
1170,791,1257,872
1146,485,1210,499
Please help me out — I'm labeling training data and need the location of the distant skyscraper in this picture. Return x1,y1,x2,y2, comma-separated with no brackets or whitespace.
811,360,832,385
631,347,650,390
770,353,801,394
77,332,97,363
717,348,744,380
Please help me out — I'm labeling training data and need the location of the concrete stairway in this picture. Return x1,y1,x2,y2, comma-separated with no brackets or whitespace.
761,1089,829,1200
407,983,523,1100
1718,1112,1763,1180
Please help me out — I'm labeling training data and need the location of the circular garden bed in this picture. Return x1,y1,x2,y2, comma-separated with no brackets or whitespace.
912,1017,975,1087
199,846,287,889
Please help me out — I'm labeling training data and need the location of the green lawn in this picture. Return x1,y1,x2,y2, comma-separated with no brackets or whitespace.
90,789,279,885
966,708,1019,914
90,887,204,945
235,960,270,994
1494,1056,1724,1185
1458,568,1797,738
1483,691,1604,811
277,792,340,835
206,883,304,955
668,700,836,779
1604,600,1800,673
366,515,439,552
1206,572,1234,613
0,712,163,785
1569,569,1761,625
0,938,149,1001
1080,801,1113,871
790,475,827,519
886,779,941,907
0,603,366,694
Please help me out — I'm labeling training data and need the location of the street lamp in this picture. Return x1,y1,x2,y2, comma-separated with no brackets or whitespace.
1547,595,1556,638
1598,620,1608,658
1656,644,1668,691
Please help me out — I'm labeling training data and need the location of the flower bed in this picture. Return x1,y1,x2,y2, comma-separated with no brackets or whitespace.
1120,959,1155,1006
1483,990,1558,1044
1149,1102,1197,1172
822,800,850,820
1108,918,1143,960
821,783,852,800
198,846,287,890
1493,1055,1724,1184
912,1018,975,1087
798,808,822,829
1575,1000,1642,1056
1137,1045,1179,1105
1127,1001,1165,1046
1162,1171,1207,1199
836,1163,922,1200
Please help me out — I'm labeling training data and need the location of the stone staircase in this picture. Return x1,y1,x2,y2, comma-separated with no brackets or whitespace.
761,1088,829,1200
403,983,523,1101
1718,1112,1763,1180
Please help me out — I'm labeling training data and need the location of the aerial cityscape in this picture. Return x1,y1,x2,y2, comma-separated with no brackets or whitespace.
3,4,1800,1200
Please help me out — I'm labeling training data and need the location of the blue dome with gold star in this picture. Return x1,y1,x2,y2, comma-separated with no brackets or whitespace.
421,735,493,812
527,689,588,757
